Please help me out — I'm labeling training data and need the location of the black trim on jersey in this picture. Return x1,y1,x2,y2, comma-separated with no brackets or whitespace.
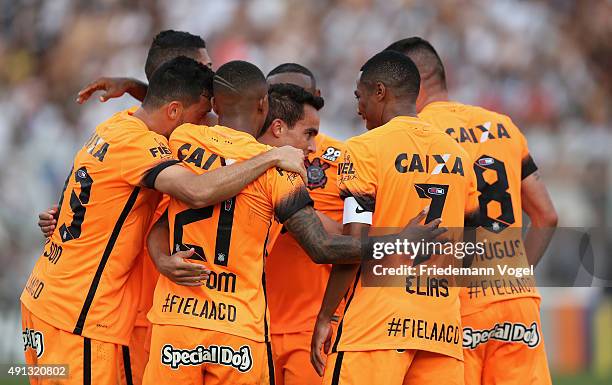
331,351,344,385
521,154,538,180
122,346,134,385
142,160,180,189
262,269,271,342
261,220,273,336
55,165,74,221
275,186,314,223
73,187,141,335
266,341,276,385
262,221,272,260
261,221,276,384
214,197,236,266
331,267,361,353
83,337,91,385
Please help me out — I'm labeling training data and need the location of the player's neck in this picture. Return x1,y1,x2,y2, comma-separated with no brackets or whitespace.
257,131,274,146
420,87,449,109
133,107,171,138
218,115,259,138
382,103,417,124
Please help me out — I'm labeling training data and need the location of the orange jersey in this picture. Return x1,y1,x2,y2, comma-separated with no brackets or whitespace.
336,116,479,359
148,124,313,343
419,102,540,315
266,133,345,334
21,107,178,345
134,195,170,327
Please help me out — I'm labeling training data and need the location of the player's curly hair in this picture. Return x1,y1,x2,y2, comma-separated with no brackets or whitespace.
261,83,324,135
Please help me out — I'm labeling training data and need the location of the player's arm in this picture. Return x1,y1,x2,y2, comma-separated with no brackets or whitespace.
146,212,210,286
316,210,342,234
284,205,442,264
311,263,359,376
310,220,365,375
152,146,307,209
521,171,558,266
76,77,148,104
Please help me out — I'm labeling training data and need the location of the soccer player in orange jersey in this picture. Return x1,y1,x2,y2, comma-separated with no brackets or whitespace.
385,37,558,385
21,57,307,385
264,63,346,385
36,31,221,385
311,51,480,385
143,60,444,385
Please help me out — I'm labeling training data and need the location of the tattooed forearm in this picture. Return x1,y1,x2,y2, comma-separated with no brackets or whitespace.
285,206,445,264
284,205,363,264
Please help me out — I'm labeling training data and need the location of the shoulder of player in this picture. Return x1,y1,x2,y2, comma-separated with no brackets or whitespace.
99,110,167,147
170,124,270,160
210,125,270,158
344,121,410,159
468,105,515,127
168,122,197,138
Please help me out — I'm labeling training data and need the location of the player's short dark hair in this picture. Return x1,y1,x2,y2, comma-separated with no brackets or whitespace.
261,83,324,135
144,30,206,81
384,37,446,86
359,50,420,102
267,63,316,88
213,60,267,97
143,56,213,109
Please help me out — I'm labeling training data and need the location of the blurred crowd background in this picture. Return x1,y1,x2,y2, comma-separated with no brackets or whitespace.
0,0,610,382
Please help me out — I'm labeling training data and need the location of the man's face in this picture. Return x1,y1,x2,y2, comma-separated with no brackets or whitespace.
179,95,213,125
276,104,320,155
355,79,381,130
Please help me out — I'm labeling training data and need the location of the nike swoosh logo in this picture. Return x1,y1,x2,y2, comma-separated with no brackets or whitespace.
355,206,368,214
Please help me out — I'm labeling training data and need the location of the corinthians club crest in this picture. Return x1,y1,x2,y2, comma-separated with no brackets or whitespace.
305,158,330,190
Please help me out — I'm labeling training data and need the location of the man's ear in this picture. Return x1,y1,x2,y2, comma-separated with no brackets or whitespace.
375,82,386,102
314,88,322,97
259,93,269,115
167,101,183,120
269,118,286,138
211,96,219,115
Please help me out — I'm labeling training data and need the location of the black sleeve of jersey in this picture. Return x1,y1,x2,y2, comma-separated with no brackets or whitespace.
142,160,180,189
521,155,538,180
275,186,315,223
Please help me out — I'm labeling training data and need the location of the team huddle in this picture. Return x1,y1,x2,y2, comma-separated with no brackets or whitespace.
21,30,558,385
